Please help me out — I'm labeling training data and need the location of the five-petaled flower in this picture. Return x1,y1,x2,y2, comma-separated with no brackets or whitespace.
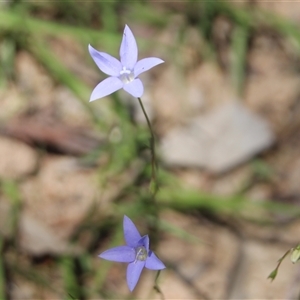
99,215,166,292
89,25,164,101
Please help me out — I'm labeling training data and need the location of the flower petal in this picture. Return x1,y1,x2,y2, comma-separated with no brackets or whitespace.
126,261,145,291
137,235,150,251
145,251,166,270
123,78,144,98
134,57,164,77
89,44,122,76
90,77,123,102
123,215,142,247
119,25,138,69
99,246,135,263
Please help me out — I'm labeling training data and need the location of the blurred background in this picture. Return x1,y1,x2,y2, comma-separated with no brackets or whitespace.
1,0,300,299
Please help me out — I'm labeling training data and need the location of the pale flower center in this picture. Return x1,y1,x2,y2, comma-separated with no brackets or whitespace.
134,246,148,262
119,66,135,84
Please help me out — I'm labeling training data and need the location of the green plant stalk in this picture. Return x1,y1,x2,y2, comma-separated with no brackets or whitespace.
137,97,157,188
268,248,292,281
60,257,80,300
2,180,21,237
0,38,16,89
231,25,249,95
152,270,165,300
0,237,5,300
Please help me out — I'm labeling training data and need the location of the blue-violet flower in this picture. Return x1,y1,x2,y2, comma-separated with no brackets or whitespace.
89,25,164,101
99,215,166,291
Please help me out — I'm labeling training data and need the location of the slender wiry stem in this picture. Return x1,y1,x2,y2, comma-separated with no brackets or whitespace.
0,237,5,300
268,248,292,281
137,97,164,299
154,270,165,300
137,97,157,187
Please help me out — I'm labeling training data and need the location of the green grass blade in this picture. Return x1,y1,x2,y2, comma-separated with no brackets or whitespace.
231,25,249,95
60,257,80,300
0,237,5,300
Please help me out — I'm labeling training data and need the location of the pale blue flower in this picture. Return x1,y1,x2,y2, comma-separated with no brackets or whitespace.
99,215,165,291
89,25,164,101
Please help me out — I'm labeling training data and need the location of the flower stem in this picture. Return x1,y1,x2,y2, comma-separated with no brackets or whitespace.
137,97,158,191
154,270,165,300
137,98,163,296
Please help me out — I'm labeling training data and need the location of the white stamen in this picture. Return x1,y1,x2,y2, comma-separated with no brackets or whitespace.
119,66,134,84
134,246,147,263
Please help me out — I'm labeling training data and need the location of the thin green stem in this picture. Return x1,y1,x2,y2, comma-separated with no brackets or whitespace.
268,248,292,281
0,237,5,300
137,96,161,257
153,270,165,300
137,97,157,189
